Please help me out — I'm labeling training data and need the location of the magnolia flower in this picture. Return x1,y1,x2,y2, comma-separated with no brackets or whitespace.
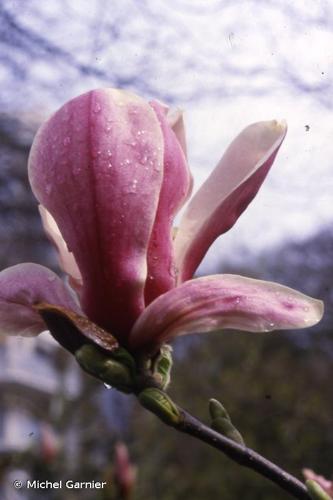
0,89,323,365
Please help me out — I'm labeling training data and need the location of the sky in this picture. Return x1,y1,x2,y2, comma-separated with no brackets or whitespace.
1,0,332,273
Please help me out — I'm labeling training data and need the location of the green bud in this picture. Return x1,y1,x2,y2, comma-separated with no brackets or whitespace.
100,358,133,393
154,345,173,389
110,347,137,376
75,344,134,393
211,417,245,446
138,388,181,426
75,344,109,375
209,398,245,446
209,398,231,421
306,480,332,500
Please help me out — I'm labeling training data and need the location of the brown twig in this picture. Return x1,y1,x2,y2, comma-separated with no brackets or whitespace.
147,400,311,499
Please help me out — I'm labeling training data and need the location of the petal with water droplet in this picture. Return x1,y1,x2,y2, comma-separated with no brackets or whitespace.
144,101,193,305
28,89,165,341
129,274,323,353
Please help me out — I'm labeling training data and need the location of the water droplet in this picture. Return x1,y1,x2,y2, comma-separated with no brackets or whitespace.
269,322,275,328
128,179,138,193
93,103,101,113
106,149,112,157
92,150,102,158
63,137,71,146
45,183,52,195
47,275,56,282
104,383,112,390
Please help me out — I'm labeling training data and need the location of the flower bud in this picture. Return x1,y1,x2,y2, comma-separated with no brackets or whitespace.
209,398,245,446
138,388,181,426
153,344,173,389
75,344,134,393
211,417,245,446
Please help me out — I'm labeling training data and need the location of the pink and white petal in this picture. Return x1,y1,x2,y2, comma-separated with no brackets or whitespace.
148,102,188,158
144,101,192,305
28,89,164,341
174,120,287,282
129,274,323,353
39,205,82,290
167,108,187,159
0,263,81,337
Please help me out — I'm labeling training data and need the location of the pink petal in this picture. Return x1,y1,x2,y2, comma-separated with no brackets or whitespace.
129,274,323,353
303,470,333,497
174,120,287,282
114,442,137,498
39,205,82,291
28,89,164,342
144,101,192,305
0,263,81,337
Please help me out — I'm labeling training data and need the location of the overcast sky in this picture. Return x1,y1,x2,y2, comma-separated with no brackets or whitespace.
1,0,332,272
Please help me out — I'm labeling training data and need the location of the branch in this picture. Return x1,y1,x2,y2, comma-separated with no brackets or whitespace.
139,390,311,500
177,407,310,499
74,345,311,498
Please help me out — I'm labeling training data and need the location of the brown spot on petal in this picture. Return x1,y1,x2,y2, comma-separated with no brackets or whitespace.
34,303,118,354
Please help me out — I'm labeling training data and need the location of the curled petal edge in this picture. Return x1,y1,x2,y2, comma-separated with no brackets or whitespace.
0,263,81,338
174,120,287,282
39,205,82,291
